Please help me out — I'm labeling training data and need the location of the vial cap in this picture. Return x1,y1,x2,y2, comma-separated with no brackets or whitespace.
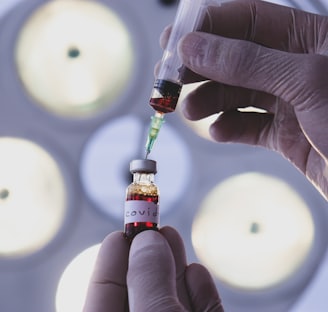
130,159,157,174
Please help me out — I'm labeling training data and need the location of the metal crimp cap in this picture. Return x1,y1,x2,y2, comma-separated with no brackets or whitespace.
130,159,157,174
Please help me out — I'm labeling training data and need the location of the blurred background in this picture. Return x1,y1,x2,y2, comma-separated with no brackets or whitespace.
0,0,328,311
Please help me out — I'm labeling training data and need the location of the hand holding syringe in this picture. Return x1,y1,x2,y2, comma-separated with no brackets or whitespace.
145,0,215,157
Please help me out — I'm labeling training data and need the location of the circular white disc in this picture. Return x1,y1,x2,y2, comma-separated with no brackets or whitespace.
15,0,134,116
192,172,315,290
0,137,67,257
80,115,191,220
56,244,100,312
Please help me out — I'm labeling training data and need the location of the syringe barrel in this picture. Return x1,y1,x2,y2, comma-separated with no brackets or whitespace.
157,0,210,83
149,0,213,113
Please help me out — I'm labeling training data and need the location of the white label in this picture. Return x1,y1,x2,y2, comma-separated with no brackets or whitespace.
124,200,159,224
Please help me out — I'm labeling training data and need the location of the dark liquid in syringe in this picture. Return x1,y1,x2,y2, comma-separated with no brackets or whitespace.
150,97,180,113
149,79,182,113
124,193,159,239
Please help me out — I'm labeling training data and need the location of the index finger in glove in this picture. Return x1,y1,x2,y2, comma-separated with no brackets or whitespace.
127,230,187,312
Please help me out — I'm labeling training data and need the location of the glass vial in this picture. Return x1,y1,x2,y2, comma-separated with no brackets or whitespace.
124,159,159,240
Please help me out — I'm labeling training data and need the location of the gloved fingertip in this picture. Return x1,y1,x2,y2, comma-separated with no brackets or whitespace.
130,230,167,255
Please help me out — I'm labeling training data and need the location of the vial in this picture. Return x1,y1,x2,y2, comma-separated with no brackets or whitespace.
124,159,159,240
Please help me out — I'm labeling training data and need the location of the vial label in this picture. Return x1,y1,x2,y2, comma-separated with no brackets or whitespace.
124,200,159,224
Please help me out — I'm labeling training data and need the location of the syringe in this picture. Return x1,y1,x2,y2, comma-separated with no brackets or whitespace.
145,0,211,158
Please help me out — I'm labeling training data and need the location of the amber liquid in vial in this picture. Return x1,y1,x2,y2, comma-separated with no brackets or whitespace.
149,79,182,113
124,181,159,240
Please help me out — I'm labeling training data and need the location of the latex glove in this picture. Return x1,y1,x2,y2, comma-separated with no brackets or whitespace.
83,226,223,312
165,0,328,199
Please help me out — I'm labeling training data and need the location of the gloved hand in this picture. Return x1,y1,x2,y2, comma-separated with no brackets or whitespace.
165,0,328,200
83,226,223,312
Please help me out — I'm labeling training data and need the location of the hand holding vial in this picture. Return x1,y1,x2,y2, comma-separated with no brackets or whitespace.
82,227,223,312
84,162,222,311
